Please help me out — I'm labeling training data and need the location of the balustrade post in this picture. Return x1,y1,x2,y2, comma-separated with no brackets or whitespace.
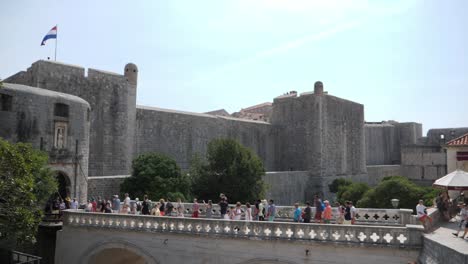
398,209,413,225
405,224,424,247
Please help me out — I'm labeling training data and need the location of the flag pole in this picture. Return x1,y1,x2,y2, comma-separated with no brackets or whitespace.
54,25,58,61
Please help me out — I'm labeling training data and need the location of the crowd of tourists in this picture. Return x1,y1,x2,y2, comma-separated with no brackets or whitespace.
46,190,468,239
72,193,365,225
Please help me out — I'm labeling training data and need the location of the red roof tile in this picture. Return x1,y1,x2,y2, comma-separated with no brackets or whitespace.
447,133,468,146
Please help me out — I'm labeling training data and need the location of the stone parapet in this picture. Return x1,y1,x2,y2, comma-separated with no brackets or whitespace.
162,203,415,226
63,210,424,248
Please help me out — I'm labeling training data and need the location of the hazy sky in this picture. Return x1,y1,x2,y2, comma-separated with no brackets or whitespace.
1,0,466,134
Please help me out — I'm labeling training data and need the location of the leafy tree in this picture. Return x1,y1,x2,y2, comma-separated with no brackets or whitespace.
120,153,191,201
357,176,436,210
329,178,353,193
336,182,370,204
191,138,266,203
0,138,57,251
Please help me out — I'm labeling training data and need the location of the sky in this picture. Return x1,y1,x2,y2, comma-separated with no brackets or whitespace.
1,0,467,134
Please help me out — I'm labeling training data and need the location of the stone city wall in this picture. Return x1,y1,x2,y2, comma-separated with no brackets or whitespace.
364,165,402,186
401,145,446,186
263,171,311,205
365,123,401,165
87,176,129,200
135,106,275,170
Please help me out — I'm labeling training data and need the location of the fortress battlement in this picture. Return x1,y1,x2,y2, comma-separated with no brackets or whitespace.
87,68,126,82
137,105,271,125
6,60,129,86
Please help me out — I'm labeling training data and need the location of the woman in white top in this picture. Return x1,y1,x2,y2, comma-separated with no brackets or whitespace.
233,202,242,220
245,202,252,221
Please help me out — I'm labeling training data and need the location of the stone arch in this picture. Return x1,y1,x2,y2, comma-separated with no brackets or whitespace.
55,170,71,200
237,258,298,264
81,239,160,264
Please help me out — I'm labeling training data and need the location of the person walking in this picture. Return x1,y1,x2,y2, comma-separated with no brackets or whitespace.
322,200,333,223
122,193,131,213
233,202,242,220
205,200,213,219
253,200,260,220
344,201,352,225
112,195,121,213
314,195,323,223
165,200,174,216
71,198,78,210
141,195,150,215
151,202,161,216
176,198,185,217
293,203,302,222
219,197,229,219
452,203,467,237
335,202,345,224
245,202,253,221
258,200,266,221
192,198,200,218
159,199,166,216
303,202,312,223
267,200,276,222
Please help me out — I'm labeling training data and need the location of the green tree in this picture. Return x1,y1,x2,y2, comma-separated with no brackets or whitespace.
191,138,266,203
357,176,436,210
329,178,353,193
0,138,57,251
120,153,191,201
336,182,370,204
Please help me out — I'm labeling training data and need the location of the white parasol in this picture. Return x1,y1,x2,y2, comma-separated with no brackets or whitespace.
433,169,468,191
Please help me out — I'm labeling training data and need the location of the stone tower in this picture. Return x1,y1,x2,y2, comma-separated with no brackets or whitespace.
271,81,366,198
125,63,138,86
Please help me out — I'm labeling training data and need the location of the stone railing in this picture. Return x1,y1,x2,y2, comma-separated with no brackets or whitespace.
151,203,414,226
63,210,424,248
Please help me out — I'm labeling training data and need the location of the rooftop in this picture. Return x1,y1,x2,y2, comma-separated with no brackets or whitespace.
447,132,468,146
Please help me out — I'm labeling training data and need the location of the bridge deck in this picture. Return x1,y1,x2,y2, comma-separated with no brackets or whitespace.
418,215,468,264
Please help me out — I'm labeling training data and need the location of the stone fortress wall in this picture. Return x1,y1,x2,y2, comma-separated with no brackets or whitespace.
135,105,275,170
0,82,90,202
5,60,137,178
2,60,465,204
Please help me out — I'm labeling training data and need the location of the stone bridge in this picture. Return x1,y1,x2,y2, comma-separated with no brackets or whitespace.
55,209,424,264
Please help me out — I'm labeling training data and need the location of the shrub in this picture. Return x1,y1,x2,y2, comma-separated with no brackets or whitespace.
120,153,190,201
337,182,370,204
357,176,436,210
329,178,353,193
191,138,266,203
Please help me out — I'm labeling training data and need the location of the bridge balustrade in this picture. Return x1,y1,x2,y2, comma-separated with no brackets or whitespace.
150,203,414,226
63,210,423,248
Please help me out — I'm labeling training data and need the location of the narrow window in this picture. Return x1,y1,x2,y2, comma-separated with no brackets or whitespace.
54,103,69,117
1,94,13,111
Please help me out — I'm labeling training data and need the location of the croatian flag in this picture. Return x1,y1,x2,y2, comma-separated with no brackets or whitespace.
41,26,57,46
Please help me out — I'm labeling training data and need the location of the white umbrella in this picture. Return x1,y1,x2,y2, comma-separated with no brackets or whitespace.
433,169,468,191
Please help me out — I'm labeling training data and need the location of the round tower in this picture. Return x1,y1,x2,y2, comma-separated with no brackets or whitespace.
124,63,138,86
314,81,324,95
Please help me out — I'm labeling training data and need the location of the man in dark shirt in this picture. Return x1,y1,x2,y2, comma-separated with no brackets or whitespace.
303,202,312,223
165,201,174,216
344,201,352,224
141,195,150,215
219,197,228,219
